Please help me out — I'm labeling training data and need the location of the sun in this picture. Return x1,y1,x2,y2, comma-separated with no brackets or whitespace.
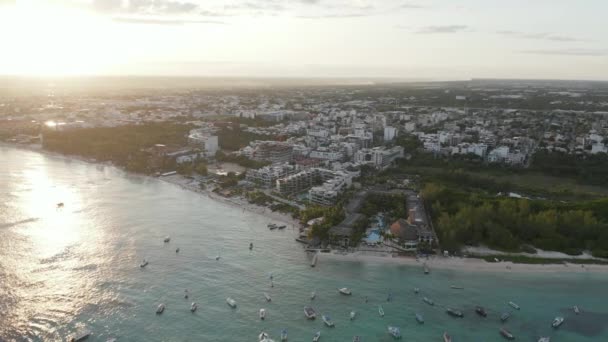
0,2,116,76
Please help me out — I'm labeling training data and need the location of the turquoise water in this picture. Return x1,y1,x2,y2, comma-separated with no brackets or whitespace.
1,146,607,342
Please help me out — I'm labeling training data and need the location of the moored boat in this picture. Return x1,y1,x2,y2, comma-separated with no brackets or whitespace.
264,292,272,302
378,306,385,317
310,291,316,300
67,330,91,342
446,308,464,318
423,297,434,306
415,313,424,324
304,306,317,319
175,247,180,253
352,336,361,342
311,253,318,267
350,310,356,320
538,337,550,342
573,305,580,314
475,306,487,317
259,332,274,342
156,303,165,314
312,331,321,342
500,312,511,322
414,287,420,294
508,301,520,310
278,225,286,229
322,315,334,327
190,302,198,312
259,308,266,320
139,259,148,268
500,327,515,340
163,236,170,243
552,316,564,328
249,242,253,250
338,287,352,295
268,224,277,230
423,264,430,274
450,285,464,289
280,329,288,341
443,332,452,342
388,326,401,339
226,297,237,308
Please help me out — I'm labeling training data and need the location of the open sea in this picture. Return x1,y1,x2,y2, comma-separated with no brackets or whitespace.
1,146,607,342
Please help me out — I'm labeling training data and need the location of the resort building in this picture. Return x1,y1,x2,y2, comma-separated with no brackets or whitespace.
354,146,404,170
246,163,296,188
187,129,218,157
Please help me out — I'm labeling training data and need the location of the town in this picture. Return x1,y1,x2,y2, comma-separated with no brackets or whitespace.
2,78,608,260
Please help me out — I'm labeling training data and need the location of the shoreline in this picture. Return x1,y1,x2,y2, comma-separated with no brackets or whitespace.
0,142,301,229
317,250,608,273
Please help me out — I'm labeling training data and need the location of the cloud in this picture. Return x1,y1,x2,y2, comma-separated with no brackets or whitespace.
92,0,199,15
398,2,426,9
497,30,586,42
112,17,225,25
520,49,606,57
414,25,469,34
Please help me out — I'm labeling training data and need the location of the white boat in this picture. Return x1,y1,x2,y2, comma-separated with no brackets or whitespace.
423,297,434,306
259,332,275,342
443,332,452,342
139,259,148,268
312,331,321,342
304,306,317,319
156,303,165,314
573,305,580,314
338,287,352,295
388,326,401,339
215,254,220,261
415,313,424,324
190,302,198,312
552,316,564,328
423,264,430,274
350,310,356,320
538,338,550,342
414,287,420,294
226,297,237,308
310,291,316,300
163,236,170,243
322,315,334,327
264,292,272,302
280,329,288,341
175,247,180,253
450,285,464,290
508,301,520,310
259,308,266,320
378,306,385,317
352,336,361,342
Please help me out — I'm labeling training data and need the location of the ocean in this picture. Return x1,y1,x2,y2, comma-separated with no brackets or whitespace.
1,146,607,342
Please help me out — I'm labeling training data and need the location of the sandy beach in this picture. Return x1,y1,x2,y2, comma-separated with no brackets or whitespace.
318,250,608,273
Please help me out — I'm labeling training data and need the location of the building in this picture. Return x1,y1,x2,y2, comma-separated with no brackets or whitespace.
308,171,353,206
276,167,341,195
309,149,343,162
384,126,397,142
246,163,296,188
188,129,218,157
251,142,293,164
354,146,404,169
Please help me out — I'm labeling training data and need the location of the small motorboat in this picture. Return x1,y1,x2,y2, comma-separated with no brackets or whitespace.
352,336,361,342
310,291,316,300
446,308,464,318
268,224,278,230
450,285,464,290
500,312,511,322
139,259,149,268
552,316,564,328
538,337,550,342
264,292,272,302
215,254,220,261
259,308,266,320
423,264,430,274
280,329,287,341
415,313,424,324
500,327,515,340
387,292,393,302
312,331,321,342
322,315,334,327
414,287,420,294
156,303,165,314
573,305,580,314
190,302,198,312
277,225,286,230
175,247,180,253
508,301,520,310
350,311,356,320
338,288,352,295
443,332,452,342
378,306,385,317
388,326,401,339
475,306,487,317
304,306,317,319
226,297,237,308
163,236,170,243
259,332,272,342
423,297,434,306
249,242,253,250
184,289,189,299
56,202,65,209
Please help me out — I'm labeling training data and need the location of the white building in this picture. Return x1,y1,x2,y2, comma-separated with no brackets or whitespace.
384,126,397,142
308,171,353,206
354,146,404,169
188,129,218,157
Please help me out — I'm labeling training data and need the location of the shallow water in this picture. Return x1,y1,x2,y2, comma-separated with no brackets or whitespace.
1,146,607,342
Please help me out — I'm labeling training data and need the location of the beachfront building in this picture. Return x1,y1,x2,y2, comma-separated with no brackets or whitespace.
308,171,353,206
250,141,293,164
246,163,296,188
276,167,345,195
187,129,218,157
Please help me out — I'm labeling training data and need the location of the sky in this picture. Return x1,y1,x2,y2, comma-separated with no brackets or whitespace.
0,0,607,80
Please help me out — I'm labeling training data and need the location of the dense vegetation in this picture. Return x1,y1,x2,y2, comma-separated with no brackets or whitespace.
216,126,271,151
531,151,608,186
422,182,608,258
215,150,270,169
300,206,345,242
43,123,193,173
359,193,407,222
